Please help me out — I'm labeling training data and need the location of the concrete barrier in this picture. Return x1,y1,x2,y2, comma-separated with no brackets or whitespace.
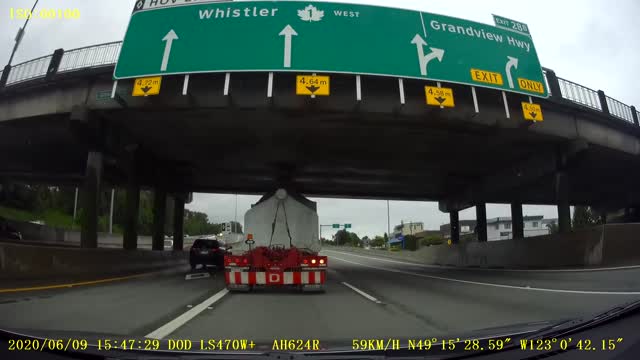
0,242,187,280
330,223,640,269
4,219,197,248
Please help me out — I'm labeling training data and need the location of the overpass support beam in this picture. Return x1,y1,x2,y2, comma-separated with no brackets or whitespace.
152,188,167,251
80,151,103,249
123,182,139,250
123,149,140,250
511,202,524,240
556,172,571,234
173,196,185,251
450,211,460,244
475,203,487,242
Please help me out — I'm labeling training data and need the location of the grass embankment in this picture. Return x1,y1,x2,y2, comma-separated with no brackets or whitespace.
0,206,122,233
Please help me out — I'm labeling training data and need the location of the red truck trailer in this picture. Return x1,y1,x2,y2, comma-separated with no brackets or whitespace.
224,189,327,292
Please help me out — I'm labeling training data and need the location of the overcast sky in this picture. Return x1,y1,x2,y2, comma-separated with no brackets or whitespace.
1,0,638,238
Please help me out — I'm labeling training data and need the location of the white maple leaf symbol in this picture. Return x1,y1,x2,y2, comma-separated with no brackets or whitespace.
298,5,324,22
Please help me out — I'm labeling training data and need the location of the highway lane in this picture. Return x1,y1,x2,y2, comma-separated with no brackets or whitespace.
1,250,640,349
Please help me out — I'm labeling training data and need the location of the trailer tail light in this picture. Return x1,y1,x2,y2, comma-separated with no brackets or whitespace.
301,256,327,267
224,256,233,266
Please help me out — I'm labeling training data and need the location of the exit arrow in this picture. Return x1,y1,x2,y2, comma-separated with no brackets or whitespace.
435,96,446,104
411,34,445,76
161,29,178,72
306,85,320,93
529,111,537,118
505,56,518,89
141,86,152,93
279,25,297,68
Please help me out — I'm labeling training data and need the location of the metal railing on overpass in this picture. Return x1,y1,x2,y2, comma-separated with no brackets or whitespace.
1,41,638,127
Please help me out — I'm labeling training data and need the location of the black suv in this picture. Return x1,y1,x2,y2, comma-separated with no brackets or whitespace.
189,238,230,270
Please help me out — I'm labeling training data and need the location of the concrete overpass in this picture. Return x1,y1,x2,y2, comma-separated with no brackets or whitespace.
1,41,640,248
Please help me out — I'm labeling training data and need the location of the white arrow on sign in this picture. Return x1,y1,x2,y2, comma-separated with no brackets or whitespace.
505,56,519,88
411,34,444,76
279,25,298,68
161,29,178,72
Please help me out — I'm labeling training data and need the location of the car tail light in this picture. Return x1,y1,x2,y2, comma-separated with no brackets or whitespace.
302,259,308,264
319,258,325,264
242,257,248,265
210,248,219,253
311,258,317,264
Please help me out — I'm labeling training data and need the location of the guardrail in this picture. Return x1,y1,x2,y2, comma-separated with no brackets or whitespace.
1,41,638,127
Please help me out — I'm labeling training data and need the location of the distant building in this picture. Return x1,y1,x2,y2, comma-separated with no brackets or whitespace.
413,229,442,239
486,216,549,241
440,220,476,239
389,221,424,248
392,221,424,238
440,215,552,241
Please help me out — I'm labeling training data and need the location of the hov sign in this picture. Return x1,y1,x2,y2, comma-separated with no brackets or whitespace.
116,1,547,97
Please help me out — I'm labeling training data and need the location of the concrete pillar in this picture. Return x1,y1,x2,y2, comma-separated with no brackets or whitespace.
597,90,610,115
152,188,167,251
450,211,459,244
511,202,524,239
80,151,103,248
475,203,487,242
123,178,139,250
556,172,571,233
173,196,185,251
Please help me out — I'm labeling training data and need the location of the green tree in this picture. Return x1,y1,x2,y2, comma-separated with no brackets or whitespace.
420,235,445,246
573,206,600,229
371,236,385,247
546,221,559,234
348,232,361,247
334,230,350,245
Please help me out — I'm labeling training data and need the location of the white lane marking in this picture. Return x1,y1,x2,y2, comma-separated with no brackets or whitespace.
342,282,383,304
145,288,229,339
185,272,210,280
323,249,640,273
330,256,640,295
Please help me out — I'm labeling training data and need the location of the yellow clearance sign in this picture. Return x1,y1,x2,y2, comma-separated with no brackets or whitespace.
425,86,454,107
470,69,504,86
132,76,162,96
522,102,543,121
296,75,330,96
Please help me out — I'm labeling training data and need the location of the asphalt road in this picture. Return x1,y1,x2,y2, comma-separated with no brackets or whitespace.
2,249,640,349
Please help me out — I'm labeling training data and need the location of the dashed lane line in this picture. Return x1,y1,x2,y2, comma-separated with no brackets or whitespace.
331,255,640,295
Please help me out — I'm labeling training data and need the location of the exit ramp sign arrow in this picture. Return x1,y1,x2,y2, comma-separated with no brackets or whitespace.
116,1,547,97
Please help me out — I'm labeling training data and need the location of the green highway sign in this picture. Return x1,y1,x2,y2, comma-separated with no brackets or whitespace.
344,224,352,229
116,1,547,97
332,224,340,229
493,14,530,36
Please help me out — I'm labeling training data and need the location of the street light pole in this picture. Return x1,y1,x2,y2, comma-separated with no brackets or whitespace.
6,0,40,66
386,200,390,248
